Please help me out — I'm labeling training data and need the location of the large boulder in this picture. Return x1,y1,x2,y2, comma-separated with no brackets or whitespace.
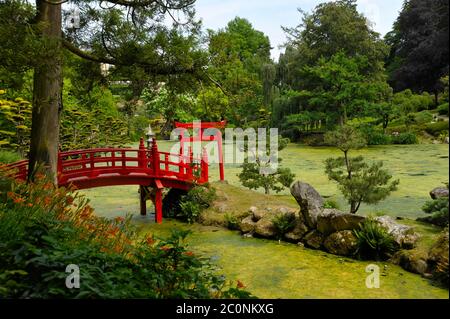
323,230,358,256
303,230,324,249
427,231,449,285
430,187,449,199
240,216,256,233
254,218,276,238
290,181,324,228
284,218,309,242
317,209,366,236
375,216,420,249
391,251,429,275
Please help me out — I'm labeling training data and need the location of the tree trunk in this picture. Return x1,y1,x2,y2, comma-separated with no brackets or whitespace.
28,1,62,183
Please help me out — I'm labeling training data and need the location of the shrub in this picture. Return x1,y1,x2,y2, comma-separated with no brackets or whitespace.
0,173,250,298
323,199,340,209
358,126,392,145
0,150,21,164
224,213,240,230
272,213,295,240
178,185,217,224
391,132,418,144
354,217,399,261
438,103,449,116
419,197,449,227
414,111,434,124
425,122,449,137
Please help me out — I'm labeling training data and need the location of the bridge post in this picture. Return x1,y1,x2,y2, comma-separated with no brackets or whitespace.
216,131,225,181
155,188,163,224
139,186,147,216
152,139,160,175
186,147,193,178
201,147,209,183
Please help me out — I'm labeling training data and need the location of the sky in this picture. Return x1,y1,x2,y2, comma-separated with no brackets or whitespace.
194,0,405,60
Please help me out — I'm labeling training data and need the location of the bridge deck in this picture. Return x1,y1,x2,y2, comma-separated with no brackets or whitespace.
3,139,209,223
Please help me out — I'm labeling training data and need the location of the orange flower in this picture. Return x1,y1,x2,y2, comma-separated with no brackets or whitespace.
160,245,171,252
66,196,74,205
13,197,25,204
114,216,125,223
237,280,245,289
7,191,15,199
146,237,155,246
184,251,194,257
27,203,33,207
43,197,52,206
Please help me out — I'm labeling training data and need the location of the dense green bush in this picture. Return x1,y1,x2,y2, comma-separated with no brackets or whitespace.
391,132,418,144
414,111,434,125
224,213,240,230
0,150,21,163
178,185,217,224
437,103,449,116
419,197,449,227
354,217,399,261
272,213,295,240
358,126,392,145
323,199,340,209
0,173,249,298
425,121,449,137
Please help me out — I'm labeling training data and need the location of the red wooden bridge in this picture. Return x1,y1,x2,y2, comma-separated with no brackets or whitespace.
4,138,209,223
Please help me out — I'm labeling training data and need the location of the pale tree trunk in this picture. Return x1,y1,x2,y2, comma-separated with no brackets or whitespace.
28,1,62,184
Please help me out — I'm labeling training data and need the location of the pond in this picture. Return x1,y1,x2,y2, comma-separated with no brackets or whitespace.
80,142,449,299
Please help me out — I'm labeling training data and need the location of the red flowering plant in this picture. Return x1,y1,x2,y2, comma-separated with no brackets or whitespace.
0,168,253,299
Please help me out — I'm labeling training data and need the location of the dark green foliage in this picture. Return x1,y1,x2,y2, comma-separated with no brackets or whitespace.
386,0,449,94
179,185,217,224
354,218,399,261
272,213,295,240
224,213,240,231
0,174,251,298
438,103,449,115
420,196,449,227
0,150,21,164
358,126,392,145
323,199,340,209
391,132,418,145
425,122,449,137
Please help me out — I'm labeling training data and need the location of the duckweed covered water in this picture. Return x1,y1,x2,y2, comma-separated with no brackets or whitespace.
134,219,447,299
81,143,449,299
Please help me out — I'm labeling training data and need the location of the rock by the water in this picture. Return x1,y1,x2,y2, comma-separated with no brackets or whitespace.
284,218,309,242
303,230,324,249
391,251,428,275
240,216,256,233
317,209,365,235
427,231,449,283
254,218,276,238
429,187,449,199
249,206,258,214
290,181,324,228
323,230,358,256
375,216,420,248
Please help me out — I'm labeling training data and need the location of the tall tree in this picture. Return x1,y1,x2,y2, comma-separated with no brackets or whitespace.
386,0,449,99
282,0,388,89
1,0,204,182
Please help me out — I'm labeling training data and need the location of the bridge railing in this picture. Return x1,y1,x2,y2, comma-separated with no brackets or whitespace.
2,139,209,186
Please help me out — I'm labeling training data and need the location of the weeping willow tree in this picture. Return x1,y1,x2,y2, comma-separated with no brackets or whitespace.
1,0,206,183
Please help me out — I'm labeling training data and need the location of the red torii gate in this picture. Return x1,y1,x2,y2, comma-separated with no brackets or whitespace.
174,120,226,181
